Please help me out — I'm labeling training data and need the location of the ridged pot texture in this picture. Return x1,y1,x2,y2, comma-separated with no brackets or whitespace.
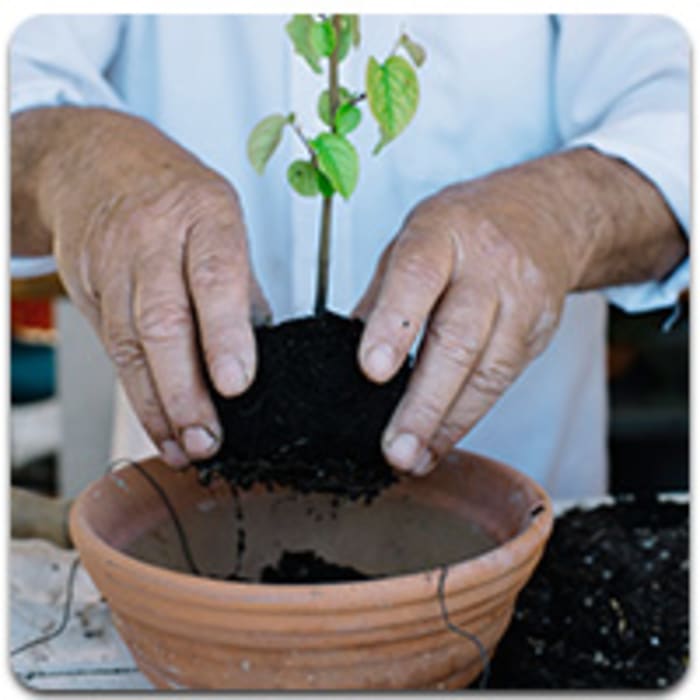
70,449,552,690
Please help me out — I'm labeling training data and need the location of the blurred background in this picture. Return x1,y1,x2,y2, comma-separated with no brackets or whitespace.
9,275,689,500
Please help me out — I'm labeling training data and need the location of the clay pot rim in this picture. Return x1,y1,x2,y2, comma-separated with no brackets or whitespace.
70,449,553,612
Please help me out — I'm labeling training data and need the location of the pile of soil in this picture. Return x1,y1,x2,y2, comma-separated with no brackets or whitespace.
197,313,411,501
260,550,370,584
481,495,689,689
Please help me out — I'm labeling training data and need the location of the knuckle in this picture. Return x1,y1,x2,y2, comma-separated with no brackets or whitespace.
139,177,241,230
520,256,548,291
473,219,519,261
404,191,455,229
104,331,145,371
122,205,152,236
392,247,445,295
139,394,166,426
433,419,467,449
403,396,445,437
186,177,242,219
427,322,480,371
470,360,516,399
189,250,233,291
137,403,170,441
136,301,192,343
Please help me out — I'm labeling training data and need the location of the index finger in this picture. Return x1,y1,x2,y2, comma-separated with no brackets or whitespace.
185,205,259,398
358,228,453,383
133,247,222,460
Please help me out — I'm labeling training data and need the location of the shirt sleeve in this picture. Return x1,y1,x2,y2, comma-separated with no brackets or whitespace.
10,15,127,278
553,15,690,313
11,14,127,114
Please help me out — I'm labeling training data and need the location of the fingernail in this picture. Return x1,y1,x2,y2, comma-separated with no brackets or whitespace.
384,432,421,471
214,357,249,396
182,425,220,458
364,343,396,381
161,440,190,469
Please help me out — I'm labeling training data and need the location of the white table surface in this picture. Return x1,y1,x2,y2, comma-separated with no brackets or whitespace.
10,539,150,691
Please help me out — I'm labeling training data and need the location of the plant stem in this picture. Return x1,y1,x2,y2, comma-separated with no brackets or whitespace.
314,14,343,317
290,119,316,164
328,16,342,123
315,196,333,316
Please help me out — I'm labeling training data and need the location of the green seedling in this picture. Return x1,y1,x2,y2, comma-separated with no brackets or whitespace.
247,15,426,315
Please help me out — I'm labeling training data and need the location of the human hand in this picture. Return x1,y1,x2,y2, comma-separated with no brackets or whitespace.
22,108,270,467
354,160,578,476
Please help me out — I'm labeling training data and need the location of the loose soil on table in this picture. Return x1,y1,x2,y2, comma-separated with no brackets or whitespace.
480,495,688,689
197,312,411,501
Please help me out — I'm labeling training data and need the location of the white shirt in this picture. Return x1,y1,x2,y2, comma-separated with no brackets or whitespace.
10,15,689,498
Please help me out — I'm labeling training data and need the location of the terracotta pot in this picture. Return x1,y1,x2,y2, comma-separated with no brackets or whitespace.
69,449,552,690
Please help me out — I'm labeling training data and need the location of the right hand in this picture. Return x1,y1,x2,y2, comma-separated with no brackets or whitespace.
30,108,270,467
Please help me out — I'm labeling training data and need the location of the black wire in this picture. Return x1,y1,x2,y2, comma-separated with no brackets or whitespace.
11,556,82,657
123,460,202,576
437,564,491,689
105,458,203,574
11,457,204,659
13,456,491,691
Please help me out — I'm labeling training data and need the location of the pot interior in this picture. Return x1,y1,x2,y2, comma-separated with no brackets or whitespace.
125,487,498,580
89,452,545,582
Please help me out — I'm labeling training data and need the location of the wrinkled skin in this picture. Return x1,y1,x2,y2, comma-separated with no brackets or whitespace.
355,150,686,475
12,109,685,474
13,107,270,467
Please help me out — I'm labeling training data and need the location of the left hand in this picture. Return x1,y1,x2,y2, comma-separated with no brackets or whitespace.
354,173,576,476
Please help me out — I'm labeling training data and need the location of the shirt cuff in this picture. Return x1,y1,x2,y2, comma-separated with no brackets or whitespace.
603,258,688,315
11,256,58,279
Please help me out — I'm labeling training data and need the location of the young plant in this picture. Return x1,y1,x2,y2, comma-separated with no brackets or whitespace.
247,15,426,316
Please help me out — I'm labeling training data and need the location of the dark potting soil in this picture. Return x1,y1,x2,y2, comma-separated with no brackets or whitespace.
212,494,685,687
222,550,370,584
196,312,411,501
480,495,689,689
260,550,370,584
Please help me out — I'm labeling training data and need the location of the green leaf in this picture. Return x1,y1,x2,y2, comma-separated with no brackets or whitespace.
348,15,360,46
366,55,419,154
309,19,336,58
317,86,352,126
285,15,322,73
310,133,359,199
247,114,289,174
336,15,357,61
317,171,335,197
287,160,320,197
399,33,427,67
334,103,362,135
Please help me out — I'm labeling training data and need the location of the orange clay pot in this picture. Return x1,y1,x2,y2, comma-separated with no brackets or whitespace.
69,449,552,690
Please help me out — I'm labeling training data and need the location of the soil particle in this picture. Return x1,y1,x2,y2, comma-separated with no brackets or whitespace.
481,495,688,689
196,313,411,500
